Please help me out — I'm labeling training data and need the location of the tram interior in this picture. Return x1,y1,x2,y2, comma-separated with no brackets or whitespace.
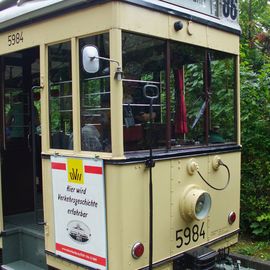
1,48,46,269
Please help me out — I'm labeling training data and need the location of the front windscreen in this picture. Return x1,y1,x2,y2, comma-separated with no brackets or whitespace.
122,32,237,152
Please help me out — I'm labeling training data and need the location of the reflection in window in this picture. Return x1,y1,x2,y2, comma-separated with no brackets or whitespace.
79,33,111,152
122,32,166,151
170,43,236,146
209,51,236,143
170,43,206,146
5,63,25,139
48,41,73,149
121,33,237,152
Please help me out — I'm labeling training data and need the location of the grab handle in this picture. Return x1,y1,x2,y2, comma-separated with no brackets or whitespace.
143,84,159,100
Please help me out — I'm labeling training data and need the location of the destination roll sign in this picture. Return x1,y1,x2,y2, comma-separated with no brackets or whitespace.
161,0,238,22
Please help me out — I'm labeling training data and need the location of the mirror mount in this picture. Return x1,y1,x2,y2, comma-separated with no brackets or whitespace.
114,66,124,81
82,45,123,81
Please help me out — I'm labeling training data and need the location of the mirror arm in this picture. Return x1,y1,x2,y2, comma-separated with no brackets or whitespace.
91,56,119,67
90,56,123,80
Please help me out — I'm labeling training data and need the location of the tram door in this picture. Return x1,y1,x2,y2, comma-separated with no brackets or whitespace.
0,47,45,268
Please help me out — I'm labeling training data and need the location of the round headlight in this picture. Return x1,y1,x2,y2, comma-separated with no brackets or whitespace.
194,192,212,220
180,187,212,221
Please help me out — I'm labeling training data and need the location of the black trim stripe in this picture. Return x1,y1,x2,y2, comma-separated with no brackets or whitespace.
106,144,241,164
0,248,3,265
42,145,241,163
138,229,240,270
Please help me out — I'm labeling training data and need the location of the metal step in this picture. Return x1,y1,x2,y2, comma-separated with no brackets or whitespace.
2,212,47,269
1,260,45,270
2,227,46,269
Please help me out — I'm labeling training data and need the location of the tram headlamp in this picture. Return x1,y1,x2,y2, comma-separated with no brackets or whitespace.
180,187,212,221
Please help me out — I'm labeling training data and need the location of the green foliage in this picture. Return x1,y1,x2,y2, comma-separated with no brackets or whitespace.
184,55,236,142
240,61,270,238
239,0,270,239
234,239,270,260
239,0,269,39
250,213,270,238
210,58,235,140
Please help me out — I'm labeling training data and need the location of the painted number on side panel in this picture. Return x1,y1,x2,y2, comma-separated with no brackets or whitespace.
8,32,24,46
176,222,205,248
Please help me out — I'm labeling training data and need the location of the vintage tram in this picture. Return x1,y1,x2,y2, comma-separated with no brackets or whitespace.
0,0,241,269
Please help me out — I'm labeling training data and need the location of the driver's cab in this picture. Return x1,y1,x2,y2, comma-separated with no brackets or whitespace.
80,32,237,155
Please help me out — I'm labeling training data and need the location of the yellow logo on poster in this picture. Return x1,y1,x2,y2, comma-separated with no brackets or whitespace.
67,159,84,184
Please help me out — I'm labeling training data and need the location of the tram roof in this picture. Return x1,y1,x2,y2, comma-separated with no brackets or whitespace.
0,0,241,34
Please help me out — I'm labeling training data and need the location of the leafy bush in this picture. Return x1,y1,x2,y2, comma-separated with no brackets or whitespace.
240,58,270,239
250,213,270,238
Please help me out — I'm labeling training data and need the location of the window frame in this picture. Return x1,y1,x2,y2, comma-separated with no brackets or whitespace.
47,39,73,151
78,32,111,153
121,31,238,153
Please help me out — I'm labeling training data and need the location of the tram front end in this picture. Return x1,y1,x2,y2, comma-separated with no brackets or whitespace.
104,151,240,270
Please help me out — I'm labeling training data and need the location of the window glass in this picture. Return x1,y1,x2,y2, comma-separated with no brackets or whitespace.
121,35,237,152
122,32,166,151
48,41,73,149
170,43,206,146
209,51,236,143
4,57,25,140
170,42,236,146
79,33,110,152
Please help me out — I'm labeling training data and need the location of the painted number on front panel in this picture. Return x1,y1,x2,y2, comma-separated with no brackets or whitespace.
176,222,205,248
8,32,24,46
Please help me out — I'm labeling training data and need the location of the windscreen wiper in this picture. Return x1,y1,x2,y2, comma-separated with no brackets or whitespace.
191,52,212,129
191,100,206,129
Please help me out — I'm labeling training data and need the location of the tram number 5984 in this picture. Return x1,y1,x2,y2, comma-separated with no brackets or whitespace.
176,222,205,248
7,32,24,47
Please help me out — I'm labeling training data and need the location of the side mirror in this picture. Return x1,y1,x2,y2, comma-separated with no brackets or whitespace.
82,45,100,73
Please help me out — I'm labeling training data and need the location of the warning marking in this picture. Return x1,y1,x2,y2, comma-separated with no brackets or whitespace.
84,166,103,175
56,243,106,266
52,162,66,170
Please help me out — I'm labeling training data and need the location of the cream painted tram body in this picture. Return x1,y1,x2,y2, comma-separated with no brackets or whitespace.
0,1,241,270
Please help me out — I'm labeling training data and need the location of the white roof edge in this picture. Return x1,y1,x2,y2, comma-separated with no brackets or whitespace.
0,0,241,33
0,0,91,31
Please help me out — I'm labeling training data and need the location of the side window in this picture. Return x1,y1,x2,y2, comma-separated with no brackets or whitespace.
170,42,237,146
209,51,236,143
170,43,205,146
122,32,166,151
79,33,111,152
48,41,73,149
